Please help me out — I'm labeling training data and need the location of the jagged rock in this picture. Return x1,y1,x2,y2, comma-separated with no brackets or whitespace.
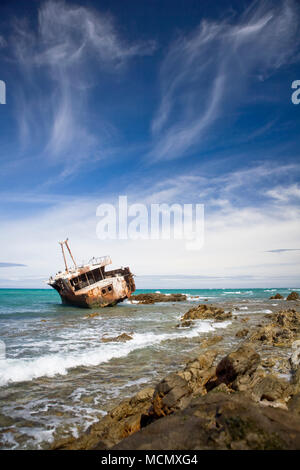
249,309,300,347
147,350,218,421
250,375,291,406
130,293,186,304
181,304,232,323
176,320,193,328
215,344,260,386
270,293,284,300
287,291,299,301
113,393,300,450
235,328,249,338
51,387,154,450
101,333,133,343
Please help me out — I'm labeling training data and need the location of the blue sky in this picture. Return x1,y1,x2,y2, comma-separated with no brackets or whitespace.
0,0,300,288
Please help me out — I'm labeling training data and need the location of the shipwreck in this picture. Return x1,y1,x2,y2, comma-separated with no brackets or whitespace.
48,239,135,308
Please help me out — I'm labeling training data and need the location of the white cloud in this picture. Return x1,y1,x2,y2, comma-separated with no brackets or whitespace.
7,0,156,177
149,0,300,161
1,162,300,288
266,184,300,202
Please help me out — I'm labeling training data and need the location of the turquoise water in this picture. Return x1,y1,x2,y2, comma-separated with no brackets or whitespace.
0,286,298,449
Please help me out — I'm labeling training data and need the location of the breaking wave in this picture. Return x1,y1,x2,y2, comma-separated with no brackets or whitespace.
0,320,230,386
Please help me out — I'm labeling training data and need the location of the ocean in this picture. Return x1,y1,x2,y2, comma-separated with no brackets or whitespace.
0,287,299,449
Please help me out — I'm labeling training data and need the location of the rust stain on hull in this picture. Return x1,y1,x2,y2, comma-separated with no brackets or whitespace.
48,239,135,308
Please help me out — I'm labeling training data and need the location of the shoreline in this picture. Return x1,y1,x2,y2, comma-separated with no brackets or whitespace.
51,296,300,450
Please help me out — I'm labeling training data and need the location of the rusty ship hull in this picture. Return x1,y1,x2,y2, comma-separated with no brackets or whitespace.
48,240,135,308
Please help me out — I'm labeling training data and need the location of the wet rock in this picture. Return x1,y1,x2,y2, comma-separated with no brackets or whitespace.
269,293,284,300
181,304,232,323
101,333,133,343
52,387,154,450
287,291,299,301
176,320,192,328
84,312,100,319
200,335,223,348
114,392,300,450
235,328,249,338
130,293,186,304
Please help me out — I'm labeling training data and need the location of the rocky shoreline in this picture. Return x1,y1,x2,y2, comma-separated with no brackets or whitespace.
52,299,300,450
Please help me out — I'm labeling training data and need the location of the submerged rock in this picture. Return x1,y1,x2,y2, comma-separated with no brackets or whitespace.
101,333,133,343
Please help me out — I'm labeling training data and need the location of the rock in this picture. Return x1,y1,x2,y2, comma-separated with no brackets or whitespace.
250,375,291,406
130,293,186,304
52,387,155,450
249,309,300,347
291,366,300,395
200,335,223,348
288,393,300,414
113,392,300,450
177,320,192,328
181,304,232,323
147,350,218,421
287,291,299,301
289,341,300,369
261,357,277,368
215,344,260,386
269,293,284,300
235,328,249,338
84,312,100,319
101,333,133,343
241,317,250,323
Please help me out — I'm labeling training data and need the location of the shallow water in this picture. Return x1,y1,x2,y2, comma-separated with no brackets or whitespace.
0,287,297,449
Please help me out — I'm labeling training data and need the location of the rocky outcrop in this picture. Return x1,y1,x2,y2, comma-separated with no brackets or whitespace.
52,307,300,451
287,291,300,301
180,304,232,323
269,293,284,300
130,293,187,304
236,328,249,338
113,392,300,450
249,309,300,347
215,344,260,386
101,333,133,343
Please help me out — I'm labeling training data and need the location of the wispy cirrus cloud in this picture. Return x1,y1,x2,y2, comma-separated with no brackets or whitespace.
5,0,156,178
266,184,300,202
149,0,300,162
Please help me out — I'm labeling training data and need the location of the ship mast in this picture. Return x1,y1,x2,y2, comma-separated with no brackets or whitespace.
59,238,77,272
